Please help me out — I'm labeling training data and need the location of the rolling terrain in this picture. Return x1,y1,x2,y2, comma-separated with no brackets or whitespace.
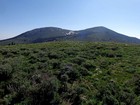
0,26,140,45
0,41,140,105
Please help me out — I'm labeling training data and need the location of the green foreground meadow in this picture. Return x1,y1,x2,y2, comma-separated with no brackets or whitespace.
0,41,140,105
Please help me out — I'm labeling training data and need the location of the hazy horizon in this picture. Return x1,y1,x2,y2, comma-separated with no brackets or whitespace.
0,0,140,40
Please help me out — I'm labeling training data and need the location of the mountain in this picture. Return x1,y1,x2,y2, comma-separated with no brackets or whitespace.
0,27,73,45
68,27,140,43
0,26,140,45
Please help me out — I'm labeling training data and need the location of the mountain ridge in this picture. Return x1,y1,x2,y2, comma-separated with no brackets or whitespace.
0,26,140,45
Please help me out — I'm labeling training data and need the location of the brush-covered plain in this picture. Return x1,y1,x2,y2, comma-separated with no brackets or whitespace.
0,41,140,105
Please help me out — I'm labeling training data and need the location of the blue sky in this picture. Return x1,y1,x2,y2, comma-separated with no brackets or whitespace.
0,0,140,40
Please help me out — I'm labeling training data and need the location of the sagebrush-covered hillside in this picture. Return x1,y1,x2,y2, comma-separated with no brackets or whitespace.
0,41,140,105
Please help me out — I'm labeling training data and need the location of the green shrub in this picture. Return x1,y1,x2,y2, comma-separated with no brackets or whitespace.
29,77,60,105
59,63,80,83
0,64,12,81
82,60,96,70
70,57,85,65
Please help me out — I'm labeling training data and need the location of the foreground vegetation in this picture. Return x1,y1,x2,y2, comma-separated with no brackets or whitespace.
0,41,140,105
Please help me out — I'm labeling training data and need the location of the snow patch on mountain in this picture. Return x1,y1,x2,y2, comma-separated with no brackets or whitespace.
66,31,76,35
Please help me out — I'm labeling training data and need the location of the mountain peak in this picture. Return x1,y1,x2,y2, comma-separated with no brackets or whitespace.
85,26,112,31
94,26,107,28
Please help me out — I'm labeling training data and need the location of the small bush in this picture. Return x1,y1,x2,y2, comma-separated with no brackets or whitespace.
0,64,12,81
82,60,96,70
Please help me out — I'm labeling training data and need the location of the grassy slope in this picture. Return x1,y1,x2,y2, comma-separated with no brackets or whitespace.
0,41,140,105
